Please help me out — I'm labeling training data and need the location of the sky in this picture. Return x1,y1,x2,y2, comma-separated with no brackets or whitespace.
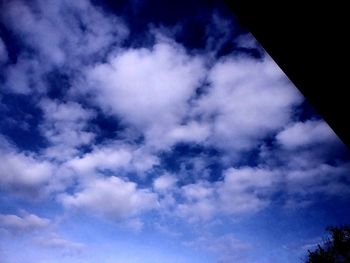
0,0,350,262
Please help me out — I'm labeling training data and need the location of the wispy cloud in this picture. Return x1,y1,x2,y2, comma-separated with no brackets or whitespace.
0,212,50,233
34,233,86,255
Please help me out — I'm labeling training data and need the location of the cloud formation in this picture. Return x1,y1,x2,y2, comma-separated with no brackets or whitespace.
195,55,303,152
0,212,50,233
39,99,96,161
174,167,277,222
0,145,55,197
35,234,85,254
0,1,350,262
276,120,338,149
1,0,128,94
0,0,347,226
85,39,206,149
60,176,158,220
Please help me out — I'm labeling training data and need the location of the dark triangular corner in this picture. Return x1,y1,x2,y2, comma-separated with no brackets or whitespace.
224,0,350,148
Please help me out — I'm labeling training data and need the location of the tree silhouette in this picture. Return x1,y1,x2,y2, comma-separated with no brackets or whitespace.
305,225,350,263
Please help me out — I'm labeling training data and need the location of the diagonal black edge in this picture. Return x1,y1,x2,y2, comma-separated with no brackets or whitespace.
223,0,350,148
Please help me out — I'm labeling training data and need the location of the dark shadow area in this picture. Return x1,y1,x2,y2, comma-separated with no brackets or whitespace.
304,226,350,263
224,0,350,148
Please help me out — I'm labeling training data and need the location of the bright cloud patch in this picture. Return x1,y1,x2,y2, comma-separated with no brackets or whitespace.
60,176,158,219
196,55,303,152
175,167,277,222
86,40,206,149
277,120,337,149
0,147,55,197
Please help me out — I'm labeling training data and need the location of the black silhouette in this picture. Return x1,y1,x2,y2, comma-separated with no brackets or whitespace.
305,226,350,263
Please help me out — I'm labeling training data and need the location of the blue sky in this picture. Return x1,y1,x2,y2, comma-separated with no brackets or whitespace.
0,0,350,262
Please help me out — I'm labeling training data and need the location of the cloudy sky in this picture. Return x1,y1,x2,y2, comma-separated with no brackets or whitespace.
0,0,350,262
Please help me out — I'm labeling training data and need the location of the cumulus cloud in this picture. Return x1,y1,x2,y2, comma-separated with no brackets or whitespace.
177,182,217,222
165,121,210,145
260,131,350,206
59,176,158,220
131,146,160,173
0,0,349,253
175,167,277,222
285,163,350,197
218,167,276,214
0,0,128,94
259,119,349,188
67,147,132,176
40,99,96,160
0,135,72,199
276,120,338,149
174,160,350,221
81,34,303,157
0,212,50,233
153,174,178,192
0,148,54,197
66,143,159,179
1,0,127,66
195,54,303,152
85,39,206,149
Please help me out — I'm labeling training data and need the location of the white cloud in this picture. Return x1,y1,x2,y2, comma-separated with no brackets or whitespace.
0,0,349,244
82,35,303,157
59,176,158,220
165,121,210,145
177,200,217,223
0,0,128,94
0,149,54,197
276,120,338,149
35,233,85,254
40,99,95,123
285,163,350,196
0,136,72,199
218,167,276,214
66,143,159,179
174,162,350,221
195,54,303,152
0,212,50,232
1,0,127,66
67,147,132,175
182,182,215,201
39,99,96,161
85,39,206,150
176,167,277,222
176,182,217,222
153,174,178,192
131,146,160,173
